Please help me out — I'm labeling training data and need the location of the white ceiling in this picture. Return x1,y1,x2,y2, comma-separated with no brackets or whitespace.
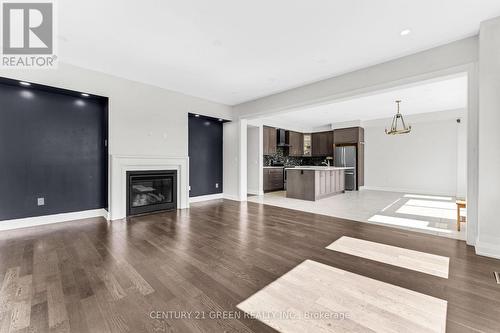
59,0,500,105
255,74,467,130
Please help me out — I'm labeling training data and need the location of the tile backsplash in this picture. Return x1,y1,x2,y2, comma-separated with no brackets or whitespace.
264,147,329,167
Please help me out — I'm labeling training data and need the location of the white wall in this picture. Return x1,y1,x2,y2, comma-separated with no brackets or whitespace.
223,122,239,200
476,17,500,258
247,125,263,195
363,111,466,196
456,116,467,198
223,120,247,201
0,62,232,219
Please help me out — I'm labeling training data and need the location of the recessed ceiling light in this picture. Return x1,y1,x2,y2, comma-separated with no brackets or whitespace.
81,93,90,97
19,81,31,86
218,118,223,122
195,114,200,117
400,29,411,36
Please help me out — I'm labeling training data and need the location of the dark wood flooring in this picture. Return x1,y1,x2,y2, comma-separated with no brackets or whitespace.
0,199,499,332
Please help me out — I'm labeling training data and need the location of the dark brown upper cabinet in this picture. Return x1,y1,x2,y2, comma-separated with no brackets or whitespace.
333,127,364,145
311,131,333,157
288,131,303,156
263,126,277,155
333,127,365,189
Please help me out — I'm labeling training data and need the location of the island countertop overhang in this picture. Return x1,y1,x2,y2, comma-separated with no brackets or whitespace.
285,166,354,171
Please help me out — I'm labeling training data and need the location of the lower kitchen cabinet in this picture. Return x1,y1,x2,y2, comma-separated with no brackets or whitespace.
263,168,284,192
286,168,345,201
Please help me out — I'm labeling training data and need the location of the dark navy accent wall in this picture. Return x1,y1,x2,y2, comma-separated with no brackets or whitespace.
188,114,223,197
0,79,108,221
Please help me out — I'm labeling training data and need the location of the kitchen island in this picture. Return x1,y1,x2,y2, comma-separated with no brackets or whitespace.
285,167,353,201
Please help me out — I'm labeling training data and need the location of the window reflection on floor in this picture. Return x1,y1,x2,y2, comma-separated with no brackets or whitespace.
403,194,453,201
370,194,466,235
368,214,453,234
396,199,456,219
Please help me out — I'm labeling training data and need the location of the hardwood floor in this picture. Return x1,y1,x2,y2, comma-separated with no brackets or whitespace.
238,260,448,332
0,199,499,332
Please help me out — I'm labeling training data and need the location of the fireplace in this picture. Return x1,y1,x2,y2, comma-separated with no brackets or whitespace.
126,170,177,216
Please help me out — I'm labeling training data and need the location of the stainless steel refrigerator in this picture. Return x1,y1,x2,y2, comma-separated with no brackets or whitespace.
334,146,357,191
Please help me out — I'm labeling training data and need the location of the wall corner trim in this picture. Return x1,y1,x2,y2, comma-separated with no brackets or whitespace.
223,193,246,202
475,237,500,259
247,189,264,196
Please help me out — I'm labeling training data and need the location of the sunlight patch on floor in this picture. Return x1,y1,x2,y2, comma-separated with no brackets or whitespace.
396,204,456,220
326,236,450,278
381,198,402,212
404,199,456,210
368,215,454,234
237,260,447,333
403,194,453,201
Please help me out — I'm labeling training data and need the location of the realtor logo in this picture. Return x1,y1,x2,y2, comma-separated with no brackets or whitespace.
1,0,57,68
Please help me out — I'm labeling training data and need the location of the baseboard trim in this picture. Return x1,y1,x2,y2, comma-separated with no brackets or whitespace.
475,238,500,259
361,186,455,197
189,193,223,203
0,208,109,232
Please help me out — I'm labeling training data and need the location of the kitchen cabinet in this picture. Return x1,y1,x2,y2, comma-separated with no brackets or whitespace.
312,133,321,156
286,167,345,201
303,133,312,156
263,167,284,192
288,131,303,156
333,127,364,145
263,126,277,155
311,131,333,157
333,126,365,189
357,142,364,187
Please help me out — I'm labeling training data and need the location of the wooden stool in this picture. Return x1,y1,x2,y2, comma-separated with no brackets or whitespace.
456,200,466,231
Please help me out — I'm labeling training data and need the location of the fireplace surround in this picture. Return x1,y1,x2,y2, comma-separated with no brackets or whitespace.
109,155,188,220
126,170,177,216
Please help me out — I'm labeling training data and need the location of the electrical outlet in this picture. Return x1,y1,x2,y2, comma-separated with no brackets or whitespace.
215,183,219,188
189,185,191,191
37,197,45,206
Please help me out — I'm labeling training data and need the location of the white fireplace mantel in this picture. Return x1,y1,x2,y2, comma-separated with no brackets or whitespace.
109,155,189,220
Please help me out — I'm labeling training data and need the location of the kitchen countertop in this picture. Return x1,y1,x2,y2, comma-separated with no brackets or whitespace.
285,166,354,171
263,166,285,169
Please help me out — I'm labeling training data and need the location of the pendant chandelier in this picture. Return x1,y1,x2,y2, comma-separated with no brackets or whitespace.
385,100,411,135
